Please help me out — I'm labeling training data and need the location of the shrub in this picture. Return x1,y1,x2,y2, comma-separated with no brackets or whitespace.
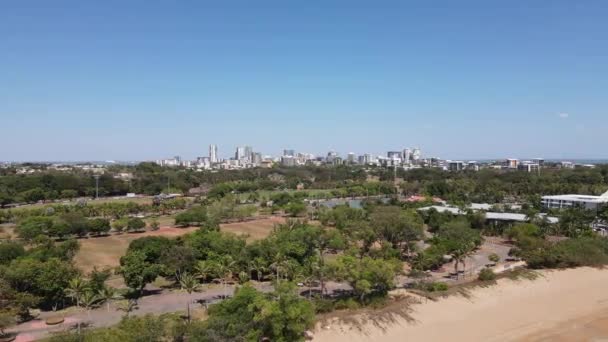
478,268,496,281
488,253,500,263
414,281,448,292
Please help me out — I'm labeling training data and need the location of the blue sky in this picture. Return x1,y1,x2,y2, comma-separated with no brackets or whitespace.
1,1,607,161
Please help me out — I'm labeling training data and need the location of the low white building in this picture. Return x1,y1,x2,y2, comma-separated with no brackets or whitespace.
541,191,608,212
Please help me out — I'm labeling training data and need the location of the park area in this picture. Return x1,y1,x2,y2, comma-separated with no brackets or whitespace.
74,216,286,273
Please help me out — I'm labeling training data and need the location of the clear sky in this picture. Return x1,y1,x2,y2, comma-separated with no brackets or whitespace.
1,0,607,161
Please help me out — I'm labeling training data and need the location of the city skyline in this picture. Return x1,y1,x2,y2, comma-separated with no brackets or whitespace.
2,2,608,161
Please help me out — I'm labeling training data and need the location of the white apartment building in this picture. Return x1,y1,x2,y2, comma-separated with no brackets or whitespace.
542,190,608,212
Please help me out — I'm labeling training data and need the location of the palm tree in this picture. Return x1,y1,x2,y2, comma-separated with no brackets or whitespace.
195,260,214,284
79,290,100,321
217,256,236,299
249,257,267,282
459,245,477,279
65,277,89,308
270,253,287,284
451,249,465,280
116,298,138,318
97,286,118,313
178,272,200,322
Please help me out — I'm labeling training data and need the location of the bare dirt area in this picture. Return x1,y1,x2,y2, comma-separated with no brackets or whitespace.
0,223,16,239
74,217,285,273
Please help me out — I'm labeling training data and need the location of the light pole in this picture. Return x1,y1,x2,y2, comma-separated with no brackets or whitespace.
93,175,100,200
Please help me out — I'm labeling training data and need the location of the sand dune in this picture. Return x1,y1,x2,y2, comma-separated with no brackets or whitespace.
314,267,608,342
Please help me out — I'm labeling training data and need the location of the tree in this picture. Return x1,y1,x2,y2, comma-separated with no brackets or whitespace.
118,251,161,295
315,229,345,296
116,299,139,318
332,255,402,302
216,256,236,299
127,236,174,264
506,223,541,242
65,277,89,308
97,286,118,313
270,253,289,285
370,207,424,256
127,217,146,232
112,218,128,234
202,284,314,341
5,257,78,309
60,212,90,237
252,282,315,342
0,241,25,265
149,218,160,231
249,257,268,282
285,201,307,217
0,310,15,338
194,260,214,283
79,290,100,321
178,272,199,322
88,218,111,236
16,216,54,240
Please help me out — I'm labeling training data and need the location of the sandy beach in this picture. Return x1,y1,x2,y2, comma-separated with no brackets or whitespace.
314,267,608,342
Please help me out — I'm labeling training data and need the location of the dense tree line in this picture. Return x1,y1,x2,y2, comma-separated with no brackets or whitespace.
3,163,606,209
394,166,608,203
0,198,187,224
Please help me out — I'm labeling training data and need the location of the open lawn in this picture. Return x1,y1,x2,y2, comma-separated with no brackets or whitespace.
74,217,286,273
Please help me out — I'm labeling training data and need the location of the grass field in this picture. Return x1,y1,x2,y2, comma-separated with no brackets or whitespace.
74,217,286,273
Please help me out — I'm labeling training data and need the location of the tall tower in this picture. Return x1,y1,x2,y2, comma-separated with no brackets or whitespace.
209,144,218,163
403,148,412,164
412,147,421,161
244,146,253,162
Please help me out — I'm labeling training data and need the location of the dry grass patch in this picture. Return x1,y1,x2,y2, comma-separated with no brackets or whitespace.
220,216,286,242
75,226,198,273
74,217,286,273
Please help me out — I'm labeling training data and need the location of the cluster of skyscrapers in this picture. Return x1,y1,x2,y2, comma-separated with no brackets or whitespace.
155,145,426,170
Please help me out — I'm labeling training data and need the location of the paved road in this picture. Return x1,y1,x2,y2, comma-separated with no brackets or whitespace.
8,280,351,342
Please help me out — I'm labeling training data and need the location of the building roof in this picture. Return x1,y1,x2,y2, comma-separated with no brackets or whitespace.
418,205,462,215
418,206,559,224
470,203,492,210
542,194,608,203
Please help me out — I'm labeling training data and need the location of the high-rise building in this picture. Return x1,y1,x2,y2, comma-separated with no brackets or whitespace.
235,146,246,160
403,148,412,163
252,152,262,165
347,152,356,164
326,151,338,163
281,155,296,167
387,151,401,159
244,146,253,162
283,149,295,157
209,145,218,163
412,148,421,162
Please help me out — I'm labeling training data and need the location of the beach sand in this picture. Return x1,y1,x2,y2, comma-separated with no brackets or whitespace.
314,267,608,342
